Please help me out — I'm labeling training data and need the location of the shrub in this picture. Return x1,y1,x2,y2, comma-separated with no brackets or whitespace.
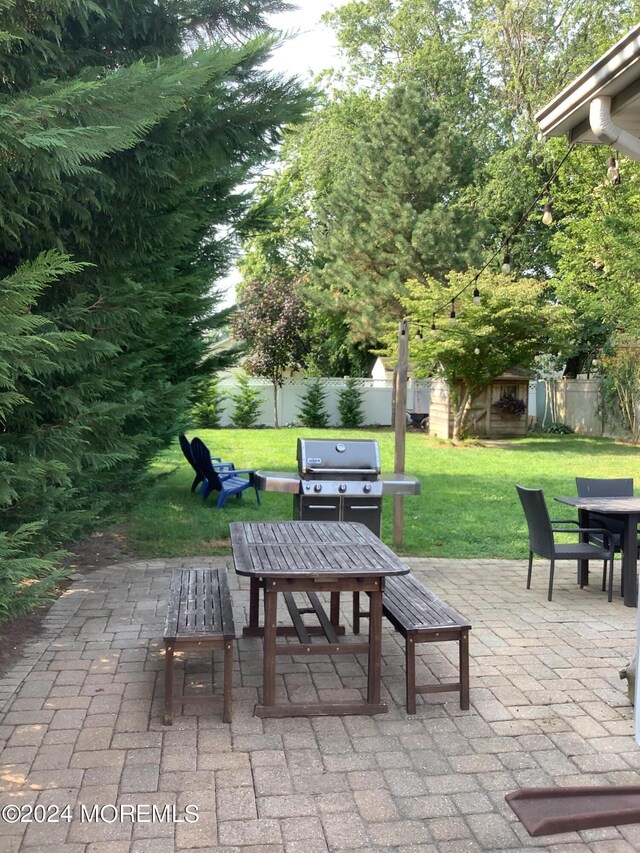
231,375,262,428
338,378,365,428
0,525,68,622
544,421,574,434
192,377,227,429
298,379,329,428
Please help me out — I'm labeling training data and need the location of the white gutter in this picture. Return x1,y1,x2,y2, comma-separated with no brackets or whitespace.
589,93,640,745
535,24,640,141
589,95,640,161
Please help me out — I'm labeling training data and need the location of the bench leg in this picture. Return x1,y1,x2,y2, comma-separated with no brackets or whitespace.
353,591,360,635
223,640,233,723
460,631,470,710
406,636,416,715
164,641,174,726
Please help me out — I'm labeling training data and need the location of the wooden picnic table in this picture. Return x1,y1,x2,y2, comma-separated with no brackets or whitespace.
229,520,409,717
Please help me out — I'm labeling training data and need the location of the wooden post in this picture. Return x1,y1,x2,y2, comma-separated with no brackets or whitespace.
393,319,409,548
391,367,397,428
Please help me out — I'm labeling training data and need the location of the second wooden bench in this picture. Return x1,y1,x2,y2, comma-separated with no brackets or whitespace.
354,573,471,714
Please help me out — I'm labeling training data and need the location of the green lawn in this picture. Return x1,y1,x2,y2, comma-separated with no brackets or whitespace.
127,429,640,559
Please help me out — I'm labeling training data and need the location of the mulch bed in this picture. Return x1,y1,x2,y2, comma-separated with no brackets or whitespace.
0,525,139,678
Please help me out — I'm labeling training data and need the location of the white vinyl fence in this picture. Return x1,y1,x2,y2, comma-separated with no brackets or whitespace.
536,378,605,435
217,377,432,428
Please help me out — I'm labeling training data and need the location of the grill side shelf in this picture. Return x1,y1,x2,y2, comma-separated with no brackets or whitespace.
254,471,300,493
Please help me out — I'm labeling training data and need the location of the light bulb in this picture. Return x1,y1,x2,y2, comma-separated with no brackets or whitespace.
415,328,423,340
502,252,511,274
474,347,480,355
449,302,456,323
607,155,621,185
542,202,553,226
473,286,480,305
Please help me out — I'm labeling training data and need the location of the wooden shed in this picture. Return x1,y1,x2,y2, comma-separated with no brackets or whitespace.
429,368,533,439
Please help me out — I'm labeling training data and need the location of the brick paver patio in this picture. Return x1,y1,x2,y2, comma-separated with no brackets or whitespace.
0,556,639,852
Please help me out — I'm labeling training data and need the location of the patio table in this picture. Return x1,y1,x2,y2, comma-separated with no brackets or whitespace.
229,520,409,717
555,496,640,608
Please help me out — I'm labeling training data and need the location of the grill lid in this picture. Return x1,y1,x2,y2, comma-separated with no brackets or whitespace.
297,438,381,478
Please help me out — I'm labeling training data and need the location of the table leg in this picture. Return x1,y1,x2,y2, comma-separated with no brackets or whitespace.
367,587,383,705
621,513,638,607
578,508,590,587
242,577,263,637
330,591,340,628
249,577,260,628
262,583,278,706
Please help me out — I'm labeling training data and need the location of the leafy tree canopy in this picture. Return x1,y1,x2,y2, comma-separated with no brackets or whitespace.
232,276,308,426
313,81,484,345
391,270,575,440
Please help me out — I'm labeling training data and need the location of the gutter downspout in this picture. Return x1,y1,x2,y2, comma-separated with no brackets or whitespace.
589,96,640,161
590,95,640,746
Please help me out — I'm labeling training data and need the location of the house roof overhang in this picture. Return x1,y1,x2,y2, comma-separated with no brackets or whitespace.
535,24,640,147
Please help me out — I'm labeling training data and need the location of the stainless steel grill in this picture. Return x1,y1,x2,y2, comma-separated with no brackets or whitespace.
256,438,420,538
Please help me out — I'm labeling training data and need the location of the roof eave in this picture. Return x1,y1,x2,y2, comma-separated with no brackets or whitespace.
535,24,640,139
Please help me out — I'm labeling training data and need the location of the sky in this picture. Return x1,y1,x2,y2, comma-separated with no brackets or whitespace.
265,1,349,81
219,1,350,307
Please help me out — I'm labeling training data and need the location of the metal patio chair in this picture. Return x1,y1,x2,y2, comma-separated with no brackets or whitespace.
576,477,636,599
516,485,615,602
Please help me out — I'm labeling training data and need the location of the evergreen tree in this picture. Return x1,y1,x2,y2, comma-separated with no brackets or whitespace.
298,380,329,428
0,0,310,621
338,378,365,428
192,378,228,430
315,82,482,345
231,375,263,428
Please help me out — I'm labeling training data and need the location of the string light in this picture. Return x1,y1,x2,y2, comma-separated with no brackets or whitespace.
415,326,423,340
501,243,511,275
410,143,575,327
607,153,621,184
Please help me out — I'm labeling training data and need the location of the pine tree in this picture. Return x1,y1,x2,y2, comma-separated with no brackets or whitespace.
316,81,481,345
298,381,329,428
338,378,365,428
231,375,263,428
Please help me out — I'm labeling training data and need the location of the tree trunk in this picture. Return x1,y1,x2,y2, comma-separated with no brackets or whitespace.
272,382,279,428
451,386,473,444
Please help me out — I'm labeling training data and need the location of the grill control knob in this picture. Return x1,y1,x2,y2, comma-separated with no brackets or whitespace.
313,483,322,493
338,483,347,493
362,483,372,494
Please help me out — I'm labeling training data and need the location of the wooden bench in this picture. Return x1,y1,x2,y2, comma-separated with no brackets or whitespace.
163,568,235,725
353,573,471,714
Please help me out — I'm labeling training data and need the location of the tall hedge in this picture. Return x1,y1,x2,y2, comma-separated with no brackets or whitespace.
0,0,309,620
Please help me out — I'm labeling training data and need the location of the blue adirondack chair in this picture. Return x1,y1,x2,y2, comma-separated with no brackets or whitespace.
179,434,233,493
179,434,206,492
190,437,261,509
